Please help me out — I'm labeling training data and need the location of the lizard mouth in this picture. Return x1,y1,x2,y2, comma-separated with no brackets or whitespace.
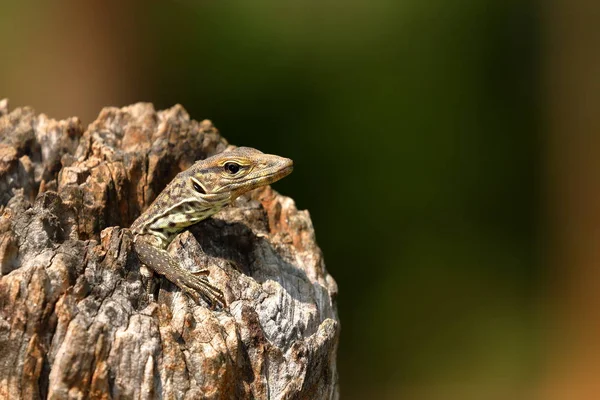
272,164,293,179
244,164,293,187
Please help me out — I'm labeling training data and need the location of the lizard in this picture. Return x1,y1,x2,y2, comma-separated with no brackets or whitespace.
130,146,293,309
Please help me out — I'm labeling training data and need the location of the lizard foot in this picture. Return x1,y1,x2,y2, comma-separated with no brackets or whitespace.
176,273,226,310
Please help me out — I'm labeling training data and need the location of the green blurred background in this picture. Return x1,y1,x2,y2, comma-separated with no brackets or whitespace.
3,1,600,399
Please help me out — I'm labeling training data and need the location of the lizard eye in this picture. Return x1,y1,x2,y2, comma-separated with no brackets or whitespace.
192,181,206,194
224,162,241,174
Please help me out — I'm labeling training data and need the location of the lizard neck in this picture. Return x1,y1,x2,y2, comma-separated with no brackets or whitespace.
131,193,229,248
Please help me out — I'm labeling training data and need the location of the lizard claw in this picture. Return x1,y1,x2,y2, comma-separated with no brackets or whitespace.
191,269,210,277
177,274,226,310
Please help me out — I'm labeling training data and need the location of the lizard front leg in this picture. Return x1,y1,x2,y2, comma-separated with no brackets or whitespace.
133,236,226,309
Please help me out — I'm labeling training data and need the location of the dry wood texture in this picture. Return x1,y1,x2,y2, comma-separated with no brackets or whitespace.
0,100,339,400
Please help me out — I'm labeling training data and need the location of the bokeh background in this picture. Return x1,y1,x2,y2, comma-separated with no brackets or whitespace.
1,1,599,399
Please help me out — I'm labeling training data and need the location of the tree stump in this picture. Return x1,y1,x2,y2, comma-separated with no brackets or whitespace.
0,100,339,400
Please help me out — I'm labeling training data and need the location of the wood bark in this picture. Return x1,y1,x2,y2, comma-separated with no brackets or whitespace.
0,100,339,400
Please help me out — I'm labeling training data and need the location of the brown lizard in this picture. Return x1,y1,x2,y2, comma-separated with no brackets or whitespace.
131,147,293,308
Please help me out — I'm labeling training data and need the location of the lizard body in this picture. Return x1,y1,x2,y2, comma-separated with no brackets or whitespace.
131,147,293,308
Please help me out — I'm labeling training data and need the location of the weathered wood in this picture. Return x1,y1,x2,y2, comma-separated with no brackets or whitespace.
0,100,339,399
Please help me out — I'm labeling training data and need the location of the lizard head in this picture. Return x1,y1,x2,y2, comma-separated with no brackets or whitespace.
187,147,293,202
129,146,293,240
